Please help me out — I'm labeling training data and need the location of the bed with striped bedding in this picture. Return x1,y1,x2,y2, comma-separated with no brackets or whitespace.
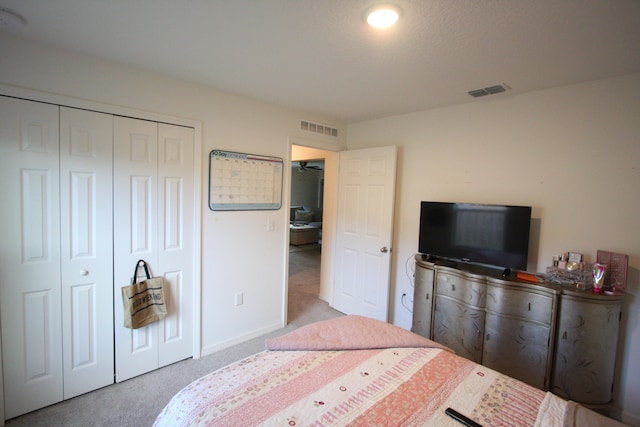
154,316,626,427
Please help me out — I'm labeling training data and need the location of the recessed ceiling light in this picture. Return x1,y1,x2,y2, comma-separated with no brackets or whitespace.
0,6,27,29
365,4,401,29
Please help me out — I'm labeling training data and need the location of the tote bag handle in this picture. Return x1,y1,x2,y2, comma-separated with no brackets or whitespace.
132,259,152,284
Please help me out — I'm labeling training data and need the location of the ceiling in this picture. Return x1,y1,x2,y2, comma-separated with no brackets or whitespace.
1,0,639,124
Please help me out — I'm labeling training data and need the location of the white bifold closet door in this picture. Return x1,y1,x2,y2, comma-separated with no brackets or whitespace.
0,97,63,419
0,98,114,419
1,96,195,419
113,116,194,382
59,107,115,398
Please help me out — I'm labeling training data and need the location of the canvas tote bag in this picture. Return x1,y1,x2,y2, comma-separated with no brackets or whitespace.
121,260,167,329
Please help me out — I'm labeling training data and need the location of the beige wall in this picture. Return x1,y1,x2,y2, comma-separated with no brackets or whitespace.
290,168,323,209
346,73,640,424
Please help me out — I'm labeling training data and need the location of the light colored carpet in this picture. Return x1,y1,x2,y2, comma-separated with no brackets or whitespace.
6,246,343,426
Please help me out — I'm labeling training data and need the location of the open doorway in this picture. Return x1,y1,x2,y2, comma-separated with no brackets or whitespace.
288,159,324,321
287,144,337,324
290,159,324,239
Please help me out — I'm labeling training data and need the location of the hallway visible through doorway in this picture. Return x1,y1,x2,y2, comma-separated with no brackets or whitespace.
288,243,321,322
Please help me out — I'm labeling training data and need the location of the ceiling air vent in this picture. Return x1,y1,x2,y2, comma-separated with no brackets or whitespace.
300,120,338,138
468,83,510,98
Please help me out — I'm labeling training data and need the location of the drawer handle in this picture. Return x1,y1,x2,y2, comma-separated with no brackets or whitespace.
562,331,568,340
486,333,491,341
426,293,430,300
452,284,456,291
528,302,531,311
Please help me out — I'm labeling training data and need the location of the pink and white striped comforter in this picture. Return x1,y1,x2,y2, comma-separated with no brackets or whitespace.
154,316,626,427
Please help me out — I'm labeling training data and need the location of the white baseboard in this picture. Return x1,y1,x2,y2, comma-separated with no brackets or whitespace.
199,321,283,357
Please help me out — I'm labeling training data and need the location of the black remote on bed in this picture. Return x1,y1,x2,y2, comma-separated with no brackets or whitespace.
444,407,482,427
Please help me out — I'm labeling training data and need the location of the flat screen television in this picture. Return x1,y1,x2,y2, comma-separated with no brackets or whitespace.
418,201,532,271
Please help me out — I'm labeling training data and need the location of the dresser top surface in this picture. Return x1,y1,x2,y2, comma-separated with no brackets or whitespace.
415,254,624,301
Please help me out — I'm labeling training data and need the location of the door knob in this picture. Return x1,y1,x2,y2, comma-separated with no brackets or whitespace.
380,246,389,253
79,269,89,276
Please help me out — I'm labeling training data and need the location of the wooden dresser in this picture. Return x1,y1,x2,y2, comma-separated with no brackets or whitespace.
412,255,623,408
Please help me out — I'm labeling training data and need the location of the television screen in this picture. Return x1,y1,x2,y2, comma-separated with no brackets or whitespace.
418,201,531,271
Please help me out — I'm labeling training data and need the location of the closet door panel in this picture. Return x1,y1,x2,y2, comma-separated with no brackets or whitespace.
59,107,114,399
162,269,184,343
113,116,160,382
0,97,63,419
131,175,154,252
157,124,194,367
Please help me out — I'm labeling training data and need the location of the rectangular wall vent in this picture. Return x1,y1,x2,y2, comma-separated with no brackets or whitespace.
300,120,338,138
468,83,510,98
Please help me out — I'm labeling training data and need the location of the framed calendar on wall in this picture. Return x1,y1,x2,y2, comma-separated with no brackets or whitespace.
208,150,283,211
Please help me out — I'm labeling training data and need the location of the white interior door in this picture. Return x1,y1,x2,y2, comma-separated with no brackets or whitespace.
0,97,63,419
113,116,160,382
59,107,114,398
113,117,194,382
157,123,194,367
332,146,397,321
1,95,197,418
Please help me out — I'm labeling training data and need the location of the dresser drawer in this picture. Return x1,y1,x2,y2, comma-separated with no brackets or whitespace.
435,268,486,307
486,283,554,325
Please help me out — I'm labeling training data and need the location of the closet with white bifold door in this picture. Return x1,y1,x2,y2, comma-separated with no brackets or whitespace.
0,95,196,420
0,98,115,419
113,116,195,382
